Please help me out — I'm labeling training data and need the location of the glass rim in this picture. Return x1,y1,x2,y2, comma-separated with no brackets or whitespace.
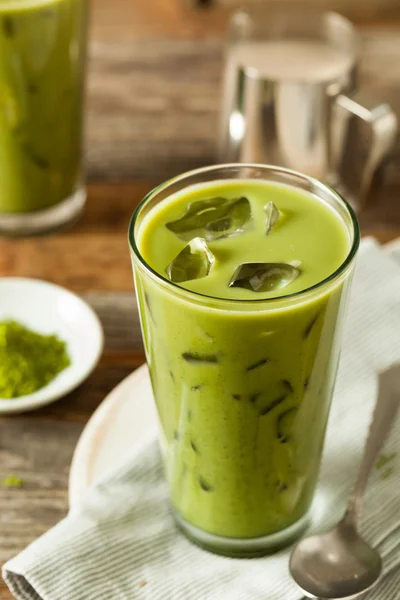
229,8,359,83
128,163,360,307
230,7,357,33
229,7,358,43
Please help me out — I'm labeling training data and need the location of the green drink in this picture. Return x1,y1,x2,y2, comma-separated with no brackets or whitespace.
0,0,88,235
129,165,359,556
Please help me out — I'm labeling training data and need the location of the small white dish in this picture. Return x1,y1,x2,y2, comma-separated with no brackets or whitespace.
0,278,104,414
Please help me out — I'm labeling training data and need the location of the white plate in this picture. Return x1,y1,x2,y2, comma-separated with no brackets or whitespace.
0,278,104,414
69,363,157,508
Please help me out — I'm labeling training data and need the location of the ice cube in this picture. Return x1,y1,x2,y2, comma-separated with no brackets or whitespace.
166,196,251,241
264,201,280,235
167,198,227,236
229,263,300,292
166,237,215,283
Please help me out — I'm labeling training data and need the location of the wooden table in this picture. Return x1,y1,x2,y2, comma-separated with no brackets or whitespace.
1,2,400,597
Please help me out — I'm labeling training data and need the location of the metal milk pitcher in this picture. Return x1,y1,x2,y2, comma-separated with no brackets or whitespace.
218,9,398,211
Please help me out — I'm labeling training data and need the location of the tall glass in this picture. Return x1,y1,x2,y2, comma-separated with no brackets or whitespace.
0,0,88,235
129,164,359,557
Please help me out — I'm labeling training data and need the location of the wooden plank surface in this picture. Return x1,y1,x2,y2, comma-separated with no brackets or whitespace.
214,0,400,25
90,0,400,40
1,0,400,597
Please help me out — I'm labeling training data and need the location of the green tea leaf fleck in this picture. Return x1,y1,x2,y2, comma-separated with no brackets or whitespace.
191,384,203,391
246,358,269,371
199,477,213,492
303,313,319,339
277,407,297,443
182,352,218,364
259,394,287,416
2,17,15,38
190,440,199,454
376,452,396,470
1,474,24,488
282,379,294,394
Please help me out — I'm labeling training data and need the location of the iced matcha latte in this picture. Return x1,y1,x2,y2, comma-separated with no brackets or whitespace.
129,165,359,556
0,0,88,234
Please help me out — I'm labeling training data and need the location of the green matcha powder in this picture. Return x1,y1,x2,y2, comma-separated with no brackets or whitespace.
0,320,70,399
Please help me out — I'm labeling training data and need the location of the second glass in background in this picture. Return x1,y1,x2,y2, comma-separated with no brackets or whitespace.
0,0,88,235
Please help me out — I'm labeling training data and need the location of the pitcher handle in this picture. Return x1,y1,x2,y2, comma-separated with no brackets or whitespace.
335,92,398,210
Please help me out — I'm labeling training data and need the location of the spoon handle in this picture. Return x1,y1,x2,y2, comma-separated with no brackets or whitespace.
345,364,400,525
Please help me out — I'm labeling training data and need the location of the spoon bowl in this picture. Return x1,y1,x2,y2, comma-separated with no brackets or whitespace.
289,365,400,599
290,519,382,598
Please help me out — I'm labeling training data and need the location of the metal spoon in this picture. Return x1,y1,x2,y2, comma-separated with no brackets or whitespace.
290,364,400,599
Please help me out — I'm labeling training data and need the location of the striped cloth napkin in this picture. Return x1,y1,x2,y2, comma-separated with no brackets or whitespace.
3,238,400,600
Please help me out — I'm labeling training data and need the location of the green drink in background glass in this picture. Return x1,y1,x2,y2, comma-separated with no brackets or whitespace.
129,164,359,557
0,0,88,235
